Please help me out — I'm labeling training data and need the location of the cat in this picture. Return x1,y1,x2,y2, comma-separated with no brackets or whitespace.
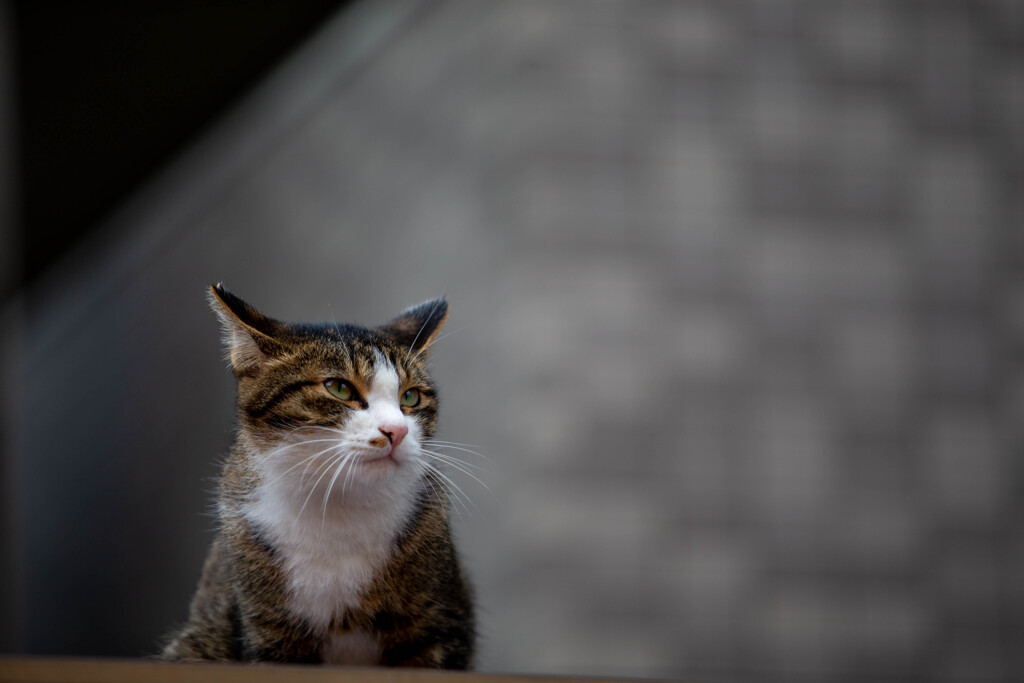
160,284,475,668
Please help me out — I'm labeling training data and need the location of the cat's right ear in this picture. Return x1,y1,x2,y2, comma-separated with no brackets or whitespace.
208,284,287,376
380,297,449,357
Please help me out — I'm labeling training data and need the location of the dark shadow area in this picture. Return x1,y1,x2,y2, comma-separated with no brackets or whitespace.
9,0,351,293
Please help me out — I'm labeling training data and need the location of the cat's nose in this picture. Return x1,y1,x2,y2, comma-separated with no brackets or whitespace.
379,424,408,450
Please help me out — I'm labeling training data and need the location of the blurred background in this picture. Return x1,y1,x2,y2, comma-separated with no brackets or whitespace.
1,1,1022,681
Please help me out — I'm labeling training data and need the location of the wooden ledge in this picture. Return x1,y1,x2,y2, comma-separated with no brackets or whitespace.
0,657,650,683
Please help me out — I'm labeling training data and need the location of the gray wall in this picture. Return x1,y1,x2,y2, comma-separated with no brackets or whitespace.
3,1,1023,681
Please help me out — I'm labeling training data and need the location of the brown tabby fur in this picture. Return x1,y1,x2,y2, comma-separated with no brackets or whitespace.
160,285,474,668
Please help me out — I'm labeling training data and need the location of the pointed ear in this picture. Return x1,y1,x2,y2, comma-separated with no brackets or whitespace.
380,297,449,356
208,283,288,375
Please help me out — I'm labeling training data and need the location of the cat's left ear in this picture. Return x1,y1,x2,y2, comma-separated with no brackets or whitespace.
380,297,449,356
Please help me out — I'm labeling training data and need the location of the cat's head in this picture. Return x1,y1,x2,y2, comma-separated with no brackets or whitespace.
208,283,448,503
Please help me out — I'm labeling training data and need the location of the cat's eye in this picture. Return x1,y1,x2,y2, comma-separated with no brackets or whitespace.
324,379,354,401
400,388,421,408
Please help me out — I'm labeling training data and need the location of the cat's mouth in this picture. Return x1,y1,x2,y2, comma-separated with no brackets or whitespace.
358,448,401,467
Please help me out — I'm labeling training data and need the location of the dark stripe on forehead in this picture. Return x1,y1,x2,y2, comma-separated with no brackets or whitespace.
355,348,376,377
342,341,357,374
245,380,317,420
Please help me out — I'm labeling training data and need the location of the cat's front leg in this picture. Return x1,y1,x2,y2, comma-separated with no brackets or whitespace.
376,614,474,670
227,527,322,663
235,601,322,663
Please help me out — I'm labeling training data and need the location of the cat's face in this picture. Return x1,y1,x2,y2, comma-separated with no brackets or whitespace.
209,284,447,505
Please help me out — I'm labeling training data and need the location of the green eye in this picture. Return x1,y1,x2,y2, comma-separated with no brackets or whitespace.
400,388,421,408
325,379,354,401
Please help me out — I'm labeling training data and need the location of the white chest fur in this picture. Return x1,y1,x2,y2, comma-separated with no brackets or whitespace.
243,475,418,632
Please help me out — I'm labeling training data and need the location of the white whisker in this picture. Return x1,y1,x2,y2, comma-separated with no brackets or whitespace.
421,444,488,469
420,469,450,521
297,451,347,521
327,302,343,340
423,440,490,468
425,465,469,517
321,450,359,526
421,450,493,496
300,445,346,487
342,450,364,502
320,458,344,528
261,435,340,464
262,442,343,488
302,425,348,436
423,462,477,516
425,439,484,450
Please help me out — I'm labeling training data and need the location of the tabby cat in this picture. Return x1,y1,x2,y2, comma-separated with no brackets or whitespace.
161,284,474,668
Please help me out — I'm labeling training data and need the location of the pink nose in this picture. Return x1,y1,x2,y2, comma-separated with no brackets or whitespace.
379,423,408,450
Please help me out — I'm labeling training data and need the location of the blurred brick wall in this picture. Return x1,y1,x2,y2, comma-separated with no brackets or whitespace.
470,2,1023,680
